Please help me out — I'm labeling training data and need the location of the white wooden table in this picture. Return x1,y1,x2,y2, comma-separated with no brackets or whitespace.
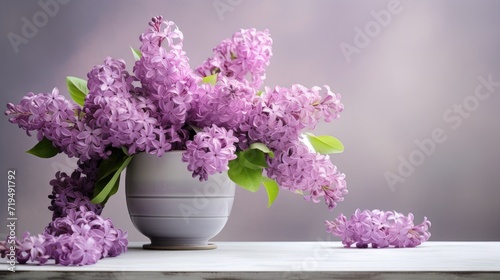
1,242,499,279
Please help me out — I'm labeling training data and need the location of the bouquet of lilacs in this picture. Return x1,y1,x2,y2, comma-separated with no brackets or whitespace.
2,16,347,265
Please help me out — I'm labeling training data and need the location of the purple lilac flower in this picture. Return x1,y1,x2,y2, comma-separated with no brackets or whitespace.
86,57,134,97
41,159,129,264
5,88,78,139
133,16,198,130
266,142,347,210
191,76,256,130
325,209,431,248
70,235,103,266
84,57,169,157
4,88,90,158
48,165,102,220
84,56,135,138
262,84,344,127
196,28,273,89
0,208,129,266
182,125,238,181
5,87,119,162
242,85,343,152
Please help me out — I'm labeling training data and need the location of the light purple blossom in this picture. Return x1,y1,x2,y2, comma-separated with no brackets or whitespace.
133,16,198,130
4,88,89,158
0,158,128,266
241,84,343,152
5,88,78,138
326,209,431,248
266,142,347,210
48,161,102,220
0,208,129,266
182,125,238,181
191,76,256,130
196,28,273,89
86,57,134,98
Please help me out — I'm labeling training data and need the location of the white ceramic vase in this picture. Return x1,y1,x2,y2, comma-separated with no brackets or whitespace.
125,151,235,250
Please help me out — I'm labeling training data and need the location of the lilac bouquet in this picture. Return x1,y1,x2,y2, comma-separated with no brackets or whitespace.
2,16,346,265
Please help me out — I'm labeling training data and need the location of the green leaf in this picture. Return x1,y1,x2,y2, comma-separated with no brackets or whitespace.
239,149,268,169
92,172,120,205
202,73,218,86
106,174,121,202
66,76,88,106
26,137,59,158
130,46,142,61
97,149,126,181
189,124,202,133
305,133,344,154
249,142,274,158
228,155,263,192
91,155,133,204
262,177,279,207
93,173,110,196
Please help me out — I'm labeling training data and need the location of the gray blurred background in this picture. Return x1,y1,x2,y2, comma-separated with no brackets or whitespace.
1,0,499,242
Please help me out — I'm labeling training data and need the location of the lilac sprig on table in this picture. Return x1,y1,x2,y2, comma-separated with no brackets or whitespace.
0,160,128,266
0,151,129,267
326,209,431,248
0,208,128,266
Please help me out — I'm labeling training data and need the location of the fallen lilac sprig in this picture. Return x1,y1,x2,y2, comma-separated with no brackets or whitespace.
0,162,128,266
326,209,431,248
0,208,128,266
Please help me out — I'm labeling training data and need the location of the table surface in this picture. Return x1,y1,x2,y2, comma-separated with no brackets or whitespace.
2,242,499,279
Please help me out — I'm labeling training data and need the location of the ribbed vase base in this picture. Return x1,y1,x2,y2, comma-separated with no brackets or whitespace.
143,243,217,250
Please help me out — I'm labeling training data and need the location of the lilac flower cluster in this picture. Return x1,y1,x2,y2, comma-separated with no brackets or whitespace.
196,28,273,89
48,160,102,220
325,209,431,248
5,88,84,157
0,159,128,266
242,85,345,208
134,16,198,131
191,30,346,207
267,142,347,210
191,76,256,132
0,208,128,266
244,85,343,151
84,57,179,157
182,125,238,181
